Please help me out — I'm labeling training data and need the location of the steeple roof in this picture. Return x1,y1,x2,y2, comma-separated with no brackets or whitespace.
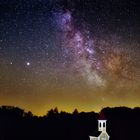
99,111,106,120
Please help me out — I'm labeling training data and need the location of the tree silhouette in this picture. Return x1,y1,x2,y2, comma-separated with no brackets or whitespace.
73,108,79,115
0,105,140,140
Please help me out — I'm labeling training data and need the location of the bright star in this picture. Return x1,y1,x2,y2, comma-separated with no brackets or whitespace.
26,62,30,66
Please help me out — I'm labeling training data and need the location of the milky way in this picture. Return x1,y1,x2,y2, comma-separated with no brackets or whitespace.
0,0,139,115
53,9,139,88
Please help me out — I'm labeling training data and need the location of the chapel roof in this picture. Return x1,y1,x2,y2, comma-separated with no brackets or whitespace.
99,111,106,120
90,131,102,137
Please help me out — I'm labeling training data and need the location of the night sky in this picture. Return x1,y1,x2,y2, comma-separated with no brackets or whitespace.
0,0,140,116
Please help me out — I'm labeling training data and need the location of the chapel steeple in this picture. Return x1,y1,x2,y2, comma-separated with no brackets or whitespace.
98,111,107,132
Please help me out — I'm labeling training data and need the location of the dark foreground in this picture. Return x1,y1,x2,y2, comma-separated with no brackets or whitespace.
0,106,140,140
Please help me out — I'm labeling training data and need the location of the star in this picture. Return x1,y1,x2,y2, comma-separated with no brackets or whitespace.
26,62,30,66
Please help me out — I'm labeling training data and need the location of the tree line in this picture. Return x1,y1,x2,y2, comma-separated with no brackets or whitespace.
0,106,140,140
